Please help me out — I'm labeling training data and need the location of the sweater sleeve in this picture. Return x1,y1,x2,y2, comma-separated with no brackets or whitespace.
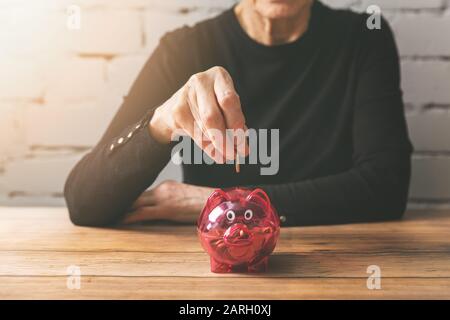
256,17,413,226
64,38,179,227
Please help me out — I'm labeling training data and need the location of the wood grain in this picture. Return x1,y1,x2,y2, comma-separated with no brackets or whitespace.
1,207,450,299
2,277,450,300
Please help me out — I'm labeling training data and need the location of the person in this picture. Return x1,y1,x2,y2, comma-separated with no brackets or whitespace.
64,0,413,227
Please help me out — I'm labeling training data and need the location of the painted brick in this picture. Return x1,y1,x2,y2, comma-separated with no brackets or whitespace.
75,0,237,10
91,55,150,132
68,10,142,55
44,57,105,104
393,14,450,56
401,60,450,105
0,57,44,100
0,194,66,207
74,0,152,9
407,112,450,152
410,157,450,199
106,55,148,98
24,102,113,147
146,0,237,11
361,0,444,10
0,0,70,9
0,103,27,163
0,8,69,57
0,154,84,194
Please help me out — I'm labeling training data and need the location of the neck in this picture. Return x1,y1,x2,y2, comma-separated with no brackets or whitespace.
234,0,313,46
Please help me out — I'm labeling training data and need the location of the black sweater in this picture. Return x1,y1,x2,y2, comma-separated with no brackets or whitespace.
64,1,413,227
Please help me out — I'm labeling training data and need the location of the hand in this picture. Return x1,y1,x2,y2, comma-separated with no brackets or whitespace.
149,66,249,163
123,180,214,224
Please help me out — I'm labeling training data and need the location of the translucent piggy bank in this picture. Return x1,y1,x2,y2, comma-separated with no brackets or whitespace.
197,188,280,273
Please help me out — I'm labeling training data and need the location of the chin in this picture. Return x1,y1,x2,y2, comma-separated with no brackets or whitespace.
253,0,310,19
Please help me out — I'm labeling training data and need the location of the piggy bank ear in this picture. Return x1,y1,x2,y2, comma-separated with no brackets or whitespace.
206,189,231,209
246,188,271,209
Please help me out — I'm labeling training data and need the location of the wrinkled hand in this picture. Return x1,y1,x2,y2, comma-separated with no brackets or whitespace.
149,66,249,163
123,180,214,224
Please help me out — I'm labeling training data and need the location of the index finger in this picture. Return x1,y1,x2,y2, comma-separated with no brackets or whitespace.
214,70,249,156
194,76,234,161
214,69,245,130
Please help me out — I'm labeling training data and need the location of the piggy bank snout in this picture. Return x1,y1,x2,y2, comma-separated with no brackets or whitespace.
223,223,252,246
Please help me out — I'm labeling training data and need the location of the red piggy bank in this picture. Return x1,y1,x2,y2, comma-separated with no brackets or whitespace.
197,188,280,273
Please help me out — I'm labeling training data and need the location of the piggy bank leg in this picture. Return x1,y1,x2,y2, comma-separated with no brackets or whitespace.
248,256,269,273
210,257,232,273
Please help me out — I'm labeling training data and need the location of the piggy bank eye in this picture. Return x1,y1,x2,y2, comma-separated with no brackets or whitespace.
244,209,253,220
226,210,235,221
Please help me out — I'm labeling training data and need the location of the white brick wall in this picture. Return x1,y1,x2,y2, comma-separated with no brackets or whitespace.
0,0,449,209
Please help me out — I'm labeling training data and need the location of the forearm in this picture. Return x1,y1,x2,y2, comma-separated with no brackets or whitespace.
257,152,411,226
64,115,172,226
63,35,187,227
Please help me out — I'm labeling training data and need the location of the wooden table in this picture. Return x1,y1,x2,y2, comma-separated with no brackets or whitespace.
1,207,450,299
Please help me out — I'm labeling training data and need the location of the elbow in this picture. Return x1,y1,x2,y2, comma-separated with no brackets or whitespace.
65,195,118,227
65,201,112,227
65,192,115,228
64,193,89,227
372,166,411,222
64,168,118,228
363,187,408,223
363,150,412,222
378,196,407,221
